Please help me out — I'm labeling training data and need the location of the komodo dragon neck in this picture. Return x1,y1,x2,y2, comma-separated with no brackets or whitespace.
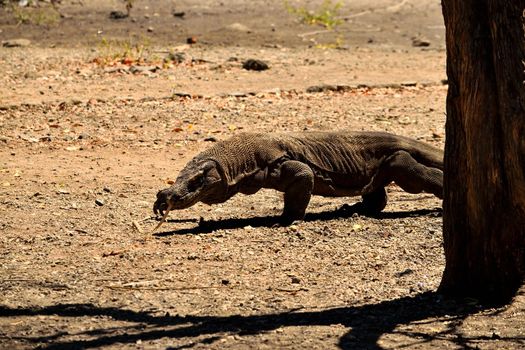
194,133,287,198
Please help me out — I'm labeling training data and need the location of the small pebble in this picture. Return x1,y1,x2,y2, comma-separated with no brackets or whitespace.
242,59,269,71
95,199,105,206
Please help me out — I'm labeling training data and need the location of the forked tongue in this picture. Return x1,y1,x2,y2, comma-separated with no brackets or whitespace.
151,203,174,234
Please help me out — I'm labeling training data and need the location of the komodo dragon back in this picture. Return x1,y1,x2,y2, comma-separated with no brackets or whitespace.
272,131,443,174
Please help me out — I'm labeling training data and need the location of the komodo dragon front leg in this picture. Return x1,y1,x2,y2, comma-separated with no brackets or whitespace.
268,160,315,224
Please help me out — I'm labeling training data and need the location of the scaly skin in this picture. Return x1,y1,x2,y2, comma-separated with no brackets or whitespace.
153,131,443,225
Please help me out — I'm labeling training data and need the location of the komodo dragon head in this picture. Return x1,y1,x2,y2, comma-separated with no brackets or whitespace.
153,159,224,220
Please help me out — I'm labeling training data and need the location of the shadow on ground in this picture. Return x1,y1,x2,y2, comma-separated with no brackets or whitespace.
2,292,516,350
154,204,442,236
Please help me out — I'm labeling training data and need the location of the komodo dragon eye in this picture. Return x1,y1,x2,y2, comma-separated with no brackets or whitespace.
187,175,204,192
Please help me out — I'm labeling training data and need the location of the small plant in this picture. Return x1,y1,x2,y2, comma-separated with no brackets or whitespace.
93,37,151,66
8,1,61,26
284,0,343,29
314,34,345,49
123,0,134,16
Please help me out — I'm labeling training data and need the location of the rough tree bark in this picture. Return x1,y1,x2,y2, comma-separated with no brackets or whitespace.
439,0,525,303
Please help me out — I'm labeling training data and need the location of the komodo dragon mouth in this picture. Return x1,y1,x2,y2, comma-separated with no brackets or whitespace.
151,188,203,233
152,160,224,232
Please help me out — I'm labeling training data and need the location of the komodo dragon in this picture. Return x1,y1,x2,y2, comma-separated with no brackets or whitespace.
153,131,443,227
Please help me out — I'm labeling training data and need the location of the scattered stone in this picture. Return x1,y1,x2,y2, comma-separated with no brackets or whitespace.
262,88,281,95
291,276,301,284
103,187,112,193
306,84,351,93
172,91,192,98
2,39,31,48
395,268,414,277
412,38,431,47
147,27,154,32
173,11,185,18
129,65,160,74
226,23,251,32
19,135,39,143
221,279,230,285
78,133,91,140
204,136,218,142
262,43,281,49
109,11,128,20
242,59,269,71
186,36,197,44
165,52,186,64
228,92,249,98
95,199,105,206
39,136,52,142
24,71,38,79
104,66,129,74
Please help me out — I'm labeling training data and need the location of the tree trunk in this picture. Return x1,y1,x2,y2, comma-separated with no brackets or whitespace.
439,0,525,303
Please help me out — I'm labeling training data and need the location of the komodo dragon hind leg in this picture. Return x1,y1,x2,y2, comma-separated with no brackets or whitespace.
367,150,443,201
359,187,388,214
274,160,314,225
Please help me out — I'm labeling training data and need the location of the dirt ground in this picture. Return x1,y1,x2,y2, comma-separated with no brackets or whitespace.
0,0,524,349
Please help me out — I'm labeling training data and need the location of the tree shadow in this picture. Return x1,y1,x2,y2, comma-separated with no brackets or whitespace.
2,291,515,350
154,204,442,236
